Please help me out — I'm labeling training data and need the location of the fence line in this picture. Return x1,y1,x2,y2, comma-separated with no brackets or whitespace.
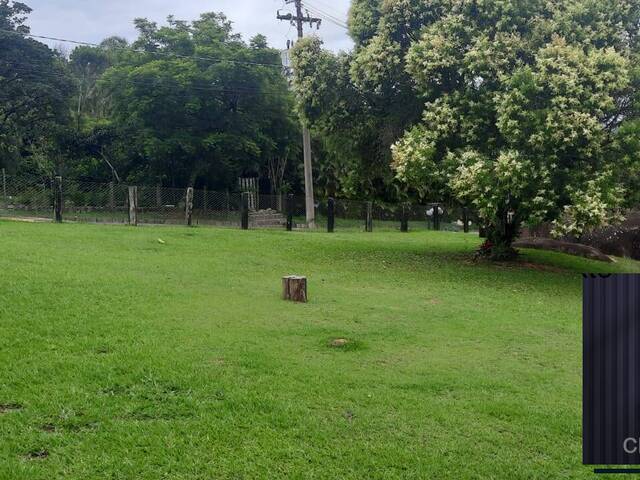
0,173,478,233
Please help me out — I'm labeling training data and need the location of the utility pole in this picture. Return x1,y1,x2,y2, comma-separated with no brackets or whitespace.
277,0,322,228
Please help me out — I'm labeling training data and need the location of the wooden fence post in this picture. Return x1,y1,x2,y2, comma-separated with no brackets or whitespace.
365,201,373,232
286,194,294,231
462,207,470,233
54,176,63,223
327,198,335,233
2,168,7,209
241,192,249,230
128,186,138,226
185,187,194,226
400,203,409,233
432,204,441,231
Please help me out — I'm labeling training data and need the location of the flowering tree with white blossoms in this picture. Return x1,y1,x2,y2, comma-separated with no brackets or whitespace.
387,0,640,258
290,0,640,258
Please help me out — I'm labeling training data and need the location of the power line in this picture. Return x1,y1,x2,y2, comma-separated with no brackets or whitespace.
302,2,347,25
2,63,292,98
304,8,348,30
0,28,285,69
305,0,348,18
301,1,348,29
303,9,348,30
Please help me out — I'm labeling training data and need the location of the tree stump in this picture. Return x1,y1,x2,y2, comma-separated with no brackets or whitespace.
282,276,308,303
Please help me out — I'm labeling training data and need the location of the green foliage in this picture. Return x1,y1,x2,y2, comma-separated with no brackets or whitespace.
87,13,299,189
0,0,30,33
0,3,301,192
291,35,421,200
290,0,640,251
385,0,640,250
347,0,382,46
0,1,73,174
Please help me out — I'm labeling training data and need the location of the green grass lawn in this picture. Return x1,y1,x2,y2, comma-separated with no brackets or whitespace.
1,220,638,479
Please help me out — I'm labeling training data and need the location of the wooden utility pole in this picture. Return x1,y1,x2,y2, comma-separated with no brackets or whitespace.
277,0,322,228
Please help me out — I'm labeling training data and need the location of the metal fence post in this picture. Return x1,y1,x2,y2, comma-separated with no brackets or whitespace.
401,203,409,233
2,168,7,209
128,186,138,226
286,194,293,231
241,192,249,230
327,198,335,233
365,201,373,232
185,187,194,226
54,176,63,223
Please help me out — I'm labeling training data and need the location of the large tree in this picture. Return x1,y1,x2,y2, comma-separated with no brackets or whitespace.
1,3,302,192
290,0,426,201
386,0,640,258
0,0,73,174
98,13,299,189
294,0,640,259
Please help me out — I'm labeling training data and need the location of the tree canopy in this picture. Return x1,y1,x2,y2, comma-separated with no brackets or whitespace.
292,0,640,258
96,13,299,189
4,0,640,250
0,0,73,174
0,2,301,194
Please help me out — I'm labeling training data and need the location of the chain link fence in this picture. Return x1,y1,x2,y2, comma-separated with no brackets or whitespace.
1,174,54,219
63,178,129,224
0,173,478,233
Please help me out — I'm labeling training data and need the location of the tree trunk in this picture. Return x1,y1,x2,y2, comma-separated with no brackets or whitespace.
282,276,308,303
485,216,521,260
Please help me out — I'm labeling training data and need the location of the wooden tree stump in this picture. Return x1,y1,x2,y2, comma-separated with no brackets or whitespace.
282,276,308,303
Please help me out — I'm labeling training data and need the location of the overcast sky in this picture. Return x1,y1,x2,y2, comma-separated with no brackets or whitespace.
24,0,353,53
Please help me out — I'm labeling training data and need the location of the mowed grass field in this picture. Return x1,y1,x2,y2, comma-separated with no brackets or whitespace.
1,220,639,479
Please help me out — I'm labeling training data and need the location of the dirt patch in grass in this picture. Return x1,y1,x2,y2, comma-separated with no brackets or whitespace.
327,338,365,352
101,384,132,396
0,403,23,413
343,410,355,422
510,261,566,273
41,424,57,433
26,449,49,460
63,421,99,432
3,216,51,224
469,257,567,273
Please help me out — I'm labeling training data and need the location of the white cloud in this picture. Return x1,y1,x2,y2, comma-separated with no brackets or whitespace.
25,0,353,52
